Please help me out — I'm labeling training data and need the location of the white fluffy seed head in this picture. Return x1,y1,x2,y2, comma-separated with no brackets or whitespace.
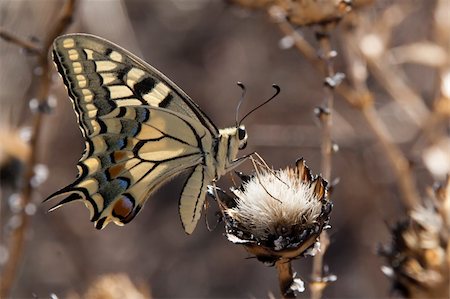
227,168,324,240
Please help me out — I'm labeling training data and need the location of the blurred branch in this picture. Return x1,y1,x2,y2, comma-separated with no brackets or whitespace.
364,2,429,126
0,28,41,55
363,53,429,126
340,20,423,210
0,0,77,297
360,106,420,209
268,6,361,107
389,42,447,67
425,0,450,145
340,15,422,209
270,6,421,210
269,6,325,74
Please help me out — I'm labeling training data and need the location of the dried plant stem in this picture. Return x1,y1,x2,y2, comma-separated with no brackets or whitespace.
359,105,420,209
339,27,422,210
310,26,336,299
268,8,338,298
0,29,41,55
276,259,296,298
317,29,335,181
271,13,421,210
310,232,330,299
271,10,324,74
0,1,76,297
365,57,428,125
365,3,429,126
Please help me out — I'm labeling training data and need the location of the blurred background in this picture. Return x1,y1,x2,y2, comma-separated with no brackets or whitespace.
1,0,448,298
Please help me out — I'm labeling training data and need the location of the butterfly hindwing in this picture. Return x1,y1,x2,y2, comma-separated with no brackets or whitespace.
179,164,212,234
47,105,213,229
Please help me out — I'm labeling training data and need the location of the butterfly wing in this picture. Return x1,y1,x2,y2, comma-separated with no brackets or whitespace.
179,164,212,234
52,33,219,139
46,105,213,229
46,34,217,232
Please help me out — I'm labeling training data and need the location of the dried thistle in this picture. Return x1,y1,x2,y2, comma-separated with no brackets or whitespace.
210,158,332,297
380,176,450,298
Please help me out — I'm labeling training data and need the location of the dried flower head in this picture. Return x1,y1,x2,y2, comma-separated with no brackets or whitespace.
228,0,374,26
211,158,332,264
273,0,353,26
379,176,450,298
67,273,151,299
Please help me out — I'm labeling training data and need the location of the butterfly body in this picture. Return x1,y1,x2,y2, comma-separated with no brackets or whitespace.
46,34,247,234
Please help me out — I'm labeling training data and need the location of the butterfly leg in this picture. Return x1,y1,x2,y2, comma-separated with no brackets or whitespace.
225,152,255,172
204,181,223,232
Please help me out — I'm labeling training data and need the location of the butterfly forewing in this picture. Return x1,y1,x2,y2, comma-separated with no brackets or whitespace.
47,33,244,234
53,34,219,136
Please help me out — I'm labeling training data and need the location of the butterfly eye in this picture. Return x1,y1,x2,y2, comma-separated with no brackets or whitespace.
238,127,246,141
238,127,247,149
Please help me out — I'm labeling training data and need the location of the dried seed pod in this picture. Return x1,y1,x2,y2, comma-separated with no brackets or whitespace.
211,158,332,265
380,177,450,298
275,0,352,26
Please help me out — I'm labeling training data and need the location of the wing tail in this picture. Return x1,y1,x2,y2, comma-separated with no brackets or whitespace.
46,192,83,212
44,184,101,222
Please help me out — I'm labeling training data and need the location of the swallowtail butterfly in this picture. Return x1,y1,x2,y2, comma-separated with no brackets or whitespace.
45,34,250,234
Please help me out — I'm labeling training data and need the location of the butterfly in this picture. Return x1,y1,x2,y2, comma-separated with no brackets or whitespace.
45,33,254,234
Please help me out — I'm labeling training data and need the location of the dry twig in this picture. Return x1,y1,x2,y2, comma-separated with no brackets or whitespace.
270,7,421,210
0,29,41,55
338,13,421,209
269,6,341,299
310,25,340,299
0,0,77,297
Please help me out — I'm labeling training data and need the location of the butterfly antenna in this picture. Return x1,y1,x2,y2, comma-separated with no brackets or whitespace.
235,81,246,127
239,84,280,125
